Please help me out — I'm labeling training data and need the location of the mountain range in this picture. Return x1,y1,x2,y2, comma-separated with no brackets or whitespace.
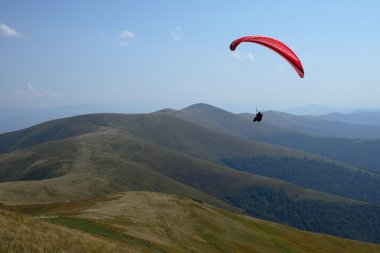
2,104,380,134
165,104,380,173
1,103,380,250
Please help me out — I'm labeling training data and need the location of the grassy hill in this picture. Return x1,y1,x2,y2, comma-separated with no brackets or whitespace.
161,103,297,139
0,126,348,206
3,111,377,204
0,129,232,210
1,126,380,243
2,105,380,175
6,191,380,253
173,103,380,139
2,110,380,242
0,207,140,253
168,103,380,174
154,104,380,204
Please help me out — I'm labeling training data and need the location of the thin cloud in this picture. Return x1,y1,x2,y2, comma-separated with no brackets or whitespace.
170,27,181,41
26,83,34,92
231,51,241,59
120,30,136,39
0,23,21,37
245,53,254,63
15,83,75,98
119,30,136,47
230,52,254,63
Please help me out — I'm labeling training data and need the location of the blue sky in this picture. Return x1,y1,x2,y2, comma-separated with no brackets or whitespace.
1,1,380,112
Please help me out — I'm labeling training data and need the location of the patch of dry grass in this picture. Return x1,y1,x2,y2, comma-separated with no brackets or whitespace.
0,208,141,253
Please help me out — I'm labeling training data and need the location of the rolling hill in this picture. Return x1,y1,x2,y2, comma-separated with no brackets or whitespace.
2,111,380,204
167,103,380,174
1,109,380,242
0,207,137,253
0,124,351,206
5,191,380,253
0,129,232,210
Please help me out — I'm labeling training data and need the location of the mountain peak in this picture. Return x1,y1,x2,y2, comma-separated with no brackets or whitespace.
181,103,227,113
153,108,178,114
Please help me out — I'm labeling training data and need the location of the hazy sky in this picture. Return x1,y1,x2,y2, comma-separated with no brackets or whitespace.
1,1,380,112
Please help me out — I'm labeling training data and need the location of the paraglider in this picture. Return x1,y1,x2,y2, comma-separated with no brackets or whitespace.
230,35,304,123
230,36,304,78
253,111,263,122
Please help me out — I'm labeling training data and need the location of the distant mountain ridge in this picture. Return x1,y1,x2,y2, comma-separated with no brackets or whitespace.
163,103,380,173
242,110,380,139
0,103,167,134
2,103,380,134
284,104,376,116
319,111,380,126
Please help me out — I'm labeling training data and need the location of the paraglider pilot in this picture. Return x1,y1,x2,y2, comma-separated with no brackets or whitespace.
253,111,263,122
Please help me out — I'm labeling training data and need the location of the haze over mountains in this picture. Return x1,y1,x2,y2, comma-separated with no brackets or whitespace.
2,104,380,134
284,104,380,116
1,103,380,250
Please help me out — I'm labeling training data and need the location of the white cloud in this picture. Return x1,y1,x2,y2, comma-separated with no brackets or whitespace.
120,30,136,39
231,51,241,59
26,83,34,92
170,27,181,41
230,52,254,63
119,29,136,47
245,53,255,63
15,83,75,98
0,23,21,37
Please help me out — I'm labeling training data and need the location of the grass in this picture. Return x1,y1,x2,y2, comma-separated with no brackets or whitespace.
14,191,380,253
47,216,166,253
0,208,140,253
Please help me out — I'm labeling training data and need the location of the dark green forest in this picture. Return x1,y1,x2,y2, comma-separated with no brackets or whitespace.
257,134,380,174
223,156,380,205
224,185,380,243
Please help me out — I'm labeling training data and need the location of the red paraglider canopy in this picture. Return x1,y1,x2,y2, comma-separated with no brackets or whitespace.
230,36,304,78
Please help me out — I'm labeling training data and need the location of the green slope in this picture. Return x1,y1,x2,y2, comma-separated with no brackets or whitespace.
127,111,380,205
2,111,380,242
2,106,380,175
0,128,343,205
0,130,231,210
0,114,101,153
168,104,380,174
157,104,380,204
222,156,380,205
258,133,380,174
9,191,380,253
0,207,141,252
2,128,380,242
